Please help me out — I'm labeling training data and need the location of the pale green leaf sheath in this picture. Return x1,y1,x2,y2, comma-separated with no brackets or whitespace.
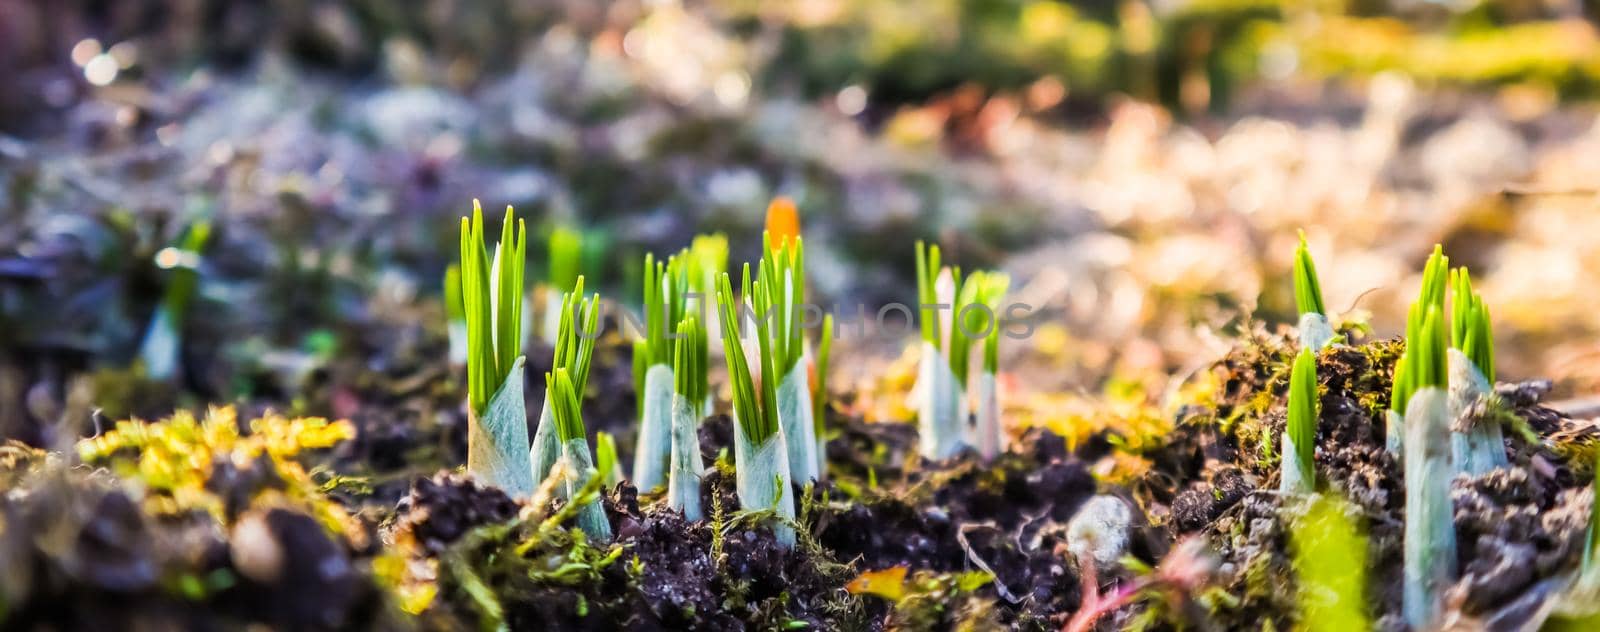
914,241,969,460
969,272,1009,461
718,270,795,547
634,251,690,491
1447,267,1504,475
549,368,611,541
1403,307,1455,630
758,234,819,483
668,315,709,520
460,201,535,498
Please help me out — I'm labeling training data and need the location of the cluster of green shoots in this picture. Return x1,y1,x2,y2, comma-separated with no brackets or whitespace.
459,202,527,419
913,241,1011,461
457,202,536,499
457,202,609,539
1283,239,1512,628
632,250,694,493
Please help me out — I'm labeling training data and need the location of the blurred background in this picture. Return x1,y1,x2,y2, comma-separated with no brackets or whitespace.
3,0,1600,445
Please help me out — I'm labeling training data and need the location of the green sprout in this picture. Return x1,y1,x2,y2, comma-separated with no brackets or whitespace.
548,367,611,541
981,274,1010,376
549,368,586,444
756,233,807,379
1448,266,1504,474
140,220,212,381
458,201,533,497
1281,348,1318,494
1293,231,1336,351
716,267,796,546
1402,305,1455,630
1449,267,1495,382
1293,231,1326,317
968,271,1010,461
634,251,692,491
668,313,709,519
915,242,1008,460
531,278,600,485
674,314,708,407
1388,245,1449,454
753,233,819,483
460,202,526,417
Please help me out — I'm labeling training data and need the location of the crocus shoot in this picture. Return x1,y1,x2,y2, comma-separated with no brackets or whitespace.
1294,231,1335,350
756,232,819,483
914,241,968,460
1448,266,1504,475
1401,305,1454,630
1387,245,1448,456
633,251,689,492
531,278,600,486
668,314,709,520
459,201,534,498
965,272,1010,460
1281,347,1318,494
717,268,796,547
548,367,611,540
140,220,211,382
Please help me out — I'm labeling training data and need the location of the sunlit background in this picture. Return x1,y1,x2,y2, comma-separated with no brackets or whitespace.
3,0,1600,443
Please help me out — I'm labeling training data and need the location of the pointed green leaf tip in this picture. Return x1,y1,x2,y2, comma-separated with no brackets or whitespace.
673,313,708,404
1415,306,1448,390
552,276,600,398
548,367,586,443
642,250,691,368
1392,247,1451,414
1287,347,1318,487
1293,231,1326,317
1392,305,1448,413
1449,267,1495,382
756,231,806,376
717,270,779,444
459,200,526,416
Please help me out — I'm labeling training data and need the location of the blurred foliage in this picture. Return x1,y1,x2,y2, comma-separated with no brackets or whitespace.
77,406,357,534
6,0,1600,129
